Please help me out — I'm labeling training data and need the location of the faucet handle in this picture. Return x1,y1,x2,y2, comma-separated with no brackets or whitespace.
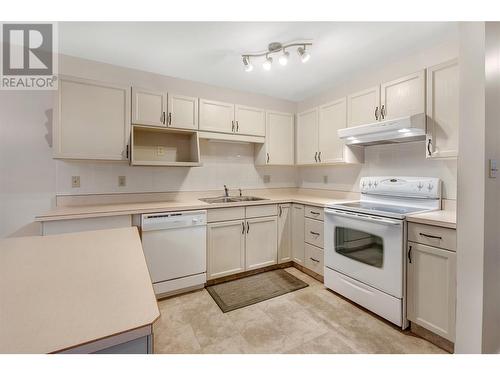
238,188,242,197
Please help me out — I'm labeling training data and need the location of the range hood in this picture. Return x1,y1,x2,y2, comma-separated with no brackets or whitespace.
338,113,426,146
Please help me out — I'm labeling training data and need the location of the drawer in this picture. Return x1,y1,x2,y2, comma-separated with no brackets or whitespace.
304,205,324,221
305,243,324,276
408,222,456,251
305,218,324,248
245,204,277,219
207,207,245,223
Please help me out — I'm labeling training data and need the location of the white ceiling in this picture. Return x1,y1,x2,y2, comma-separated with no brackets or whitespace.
59,22,458,102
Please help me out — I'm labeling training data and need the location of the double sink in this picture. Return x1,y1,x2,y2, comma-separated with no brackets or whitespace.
199,196,268,204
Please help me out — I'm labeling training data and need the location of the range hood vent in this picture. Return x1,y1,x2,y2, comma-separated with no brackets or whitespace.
338,113,426,146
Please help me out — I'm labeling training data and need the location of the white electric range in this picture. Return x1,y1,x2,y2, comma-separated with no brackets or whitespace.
324,176,441,328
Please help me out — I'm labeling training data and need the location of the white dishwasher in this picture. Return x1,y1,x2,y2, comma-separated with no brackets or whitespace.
141,210,207,298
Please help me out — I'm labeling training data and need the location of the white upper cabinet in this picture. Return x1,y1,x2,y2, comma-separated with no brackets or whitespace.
318,98,347,163
167,94,199,130
199,99,235,134
255,111,294,165
235,105,265,136
380,70,425,120
132,87,166,127
296,108,319,164
426,59,459,159
54,76,130,161
347,86,380,127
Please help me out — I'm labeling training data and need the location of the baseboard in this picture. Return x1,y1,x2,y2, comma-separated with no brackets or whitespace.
206,262,293,286
410,322,454,353
292,262,324,283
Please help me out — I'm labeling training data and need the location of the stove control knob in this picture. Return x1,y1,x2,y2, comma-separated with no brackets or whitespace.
368,181,372,187
417,182,423,191
427,183,433,191
362,181,366,188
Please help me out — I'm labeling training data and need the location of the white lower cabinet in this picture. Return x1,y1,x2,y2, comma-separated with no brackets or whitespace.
207,220,245,279
277,204,291,263
245,216,278,270
304,243,324,276
407,241,456,341
291,204,305,265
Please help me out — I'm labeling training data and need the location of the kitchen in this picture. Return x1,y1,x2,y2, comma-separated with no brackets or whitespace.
0,4,499,373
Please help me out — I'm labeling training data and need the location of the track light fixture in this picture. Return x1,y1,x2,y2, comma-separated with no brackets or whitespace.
241,41,312,72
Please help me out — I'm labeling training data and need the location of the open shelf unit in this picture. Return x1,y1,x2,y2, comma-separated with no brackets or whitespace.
131,125,201,167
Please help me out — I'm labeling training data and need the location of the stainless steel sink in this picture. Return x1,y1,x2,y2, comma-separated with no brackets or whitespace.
199,196,268,204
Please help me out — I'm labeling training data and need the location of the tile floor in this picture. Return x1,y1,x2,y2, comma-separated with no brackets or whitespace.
153,267,446,354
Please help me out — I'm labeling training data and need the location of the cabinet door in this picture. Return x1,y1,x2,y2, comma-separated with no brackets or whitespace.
291,204,305,265
407,242,456,341
199,99,235,134
167,94,198,130
381,70,425,120
132,87,166,127
426,60,459,159
277,205,292,263
245,216,278,271
318,98,347,163
266,111,294,165
207,220,245,280
347,86,380,127
296,108,319,165
54,76,130,160
235,105,265,136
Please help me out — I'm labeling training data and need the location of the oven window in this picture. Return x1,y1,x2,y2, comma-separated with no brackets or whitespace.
335,227,383,268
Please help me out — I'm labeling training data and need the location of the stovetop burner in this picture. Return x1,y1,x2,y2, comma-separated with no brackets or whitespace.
338,201,426,215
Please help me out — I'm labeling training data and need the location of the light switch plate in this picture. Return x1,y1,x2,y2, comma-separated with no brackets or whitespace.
118,176,126,187
323,175,328,184
263,175,271,183
156,145,165,156
71,176,80,188
489,159,498,178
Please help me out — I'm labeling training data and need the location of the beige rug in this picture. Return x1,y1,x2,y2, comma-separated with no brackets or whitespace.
206,269,308,313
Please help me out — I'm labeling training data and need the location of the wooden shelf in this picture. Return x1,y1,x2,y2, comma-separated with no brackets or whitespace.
131,125,201,167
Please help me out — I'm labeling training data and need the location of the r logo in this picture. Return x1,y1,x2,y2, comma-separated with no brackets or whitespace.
2,23,53,76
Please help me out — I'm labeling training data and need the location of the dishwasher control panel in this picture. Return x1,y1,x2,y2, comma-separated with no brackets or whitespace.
141,210,207,231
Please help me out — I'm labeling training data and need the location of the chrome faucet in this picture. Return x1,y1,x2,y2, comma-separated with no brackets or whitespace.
224,185,229,197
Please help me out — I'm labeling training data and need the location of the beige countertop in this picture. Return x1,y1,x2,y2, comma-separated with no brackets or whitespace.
35,190,356,222
0,227,160,354
406,209,457,229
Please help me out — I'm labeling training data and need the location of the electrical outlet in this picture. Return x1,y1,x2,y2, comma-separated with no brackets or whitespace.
156,145,165,156
71,176,80,188
263,175,271,183
118,176,126,187
323,175,328,184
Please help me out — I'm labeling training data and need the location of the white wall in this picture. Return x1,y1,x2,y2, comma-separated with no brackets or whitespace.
296,33,460,199
455,22,486,354
298,142,457,199
0,54,297,238
482,21,500,354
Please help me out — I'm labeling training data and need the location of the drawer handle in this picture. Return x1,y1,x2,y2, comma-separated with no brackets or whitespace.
310,211,320,215
309,257,320,263
419,232,442,240
408,245,412,264
310,231,320,236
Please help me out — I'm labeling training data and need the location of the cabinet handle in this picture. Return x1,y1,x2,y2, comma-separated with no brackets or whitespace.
381,105,386,119
236,120,239,132
246,222,250,234
168,112,172,125
267,153,270,164
314,152,318,162
310,211,320,215
126,144,129,159
419,232,442,240
408,245,412,264
318,151,322,162
375,106,379,120
310,231,320,236
242,222,245,234
427,138,432,156
231,120,235,132
162,111,166,124
309,257,320,263
294,206,303,210
279,206,282,217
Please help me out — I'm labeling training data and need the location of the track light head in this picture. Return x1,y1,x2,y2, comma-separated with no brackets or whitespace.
242,56,253,72
262,55,273,71
279,50,289,66
297,46,311,63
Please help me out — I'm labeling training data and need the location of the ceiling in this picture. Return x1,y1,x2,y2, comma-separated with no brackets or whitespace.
58,22,459,102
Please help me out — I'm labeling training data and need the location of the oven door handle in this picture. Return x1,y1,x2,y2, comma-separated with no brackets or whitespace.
324,209,402,226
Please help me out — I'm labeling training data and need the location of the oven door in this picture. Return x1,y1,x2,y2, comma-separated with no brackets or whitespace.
324,208,404,298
